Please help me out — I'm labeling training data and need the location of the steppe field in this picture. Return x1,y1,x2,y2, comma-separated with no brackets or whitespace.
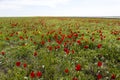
0,17,120,80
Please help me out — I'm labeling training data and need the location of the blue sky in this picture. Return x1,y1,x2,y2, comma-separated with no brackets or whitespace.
0,0,120,16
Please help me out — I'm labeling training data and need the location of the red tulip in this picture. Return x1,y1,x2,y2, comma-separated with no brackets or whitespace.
84,45,89,49
23,63,27,68
97,74,102,80
75,64,81,71
34,42,37,45
82,34,84,36
55,45,60,50
64,68,69,73
6,37,9,40
77,40,81,44
97,44,102,48
16,61,21,67
1,51,5,55
57,45,60,49
34,51,37,56
19,36,24,40
72,77,78,80
71,50,75,54
111,74,116,79
30,71,35,78
41,41,45,45
91,37,94,41
64,42,67,47
100,33,102,36
67,34,72,38
97,61,102,67
16,32,18,35
47,46,52,51
56,40,62,44
36,71,42,78
74,33,78,37
64,48,69,54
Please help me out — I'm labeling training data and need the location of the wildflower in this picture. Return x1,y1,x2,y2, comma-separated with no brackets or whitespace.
34,51,37,56
77,40,81,44
90,37,94,41
19,36,24,40
64,68,69,73
82,34,84,36
75,64,81,71
36,71,42,78
57,45,60,49
67,34,72,38
72,77,78,80
111,74,116,79
97,44,102,48
34,42,37,45
64,42,67,47
16,61,21,67
23,63,27,68
10,33,14,37
30,71,35,78
41,41,45,45
74,33,78,37
48,39,51,42
97,61,102,67
56,40,62,44
16,32,18,35
97,74,102,80
64,48,69,54
1,51,5,55
84,45,89,49
48,46,52,51
71,50,75,54
100,33,102,36
6,37,9,40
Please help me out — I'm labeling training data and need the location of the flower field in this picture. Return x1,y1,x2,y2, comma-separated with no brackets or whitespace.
0,17,120,80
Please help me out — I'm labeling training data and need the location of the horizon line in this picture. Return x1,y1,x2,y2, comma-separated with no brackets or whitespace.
0,16,120,19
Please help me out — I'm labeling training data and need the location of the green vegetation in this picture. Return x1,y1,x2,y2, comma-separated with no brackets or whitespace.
0,17,120,80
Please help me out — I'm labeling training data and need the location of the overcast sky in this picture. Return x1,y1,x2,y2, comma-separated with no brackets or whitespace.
0,0,120,17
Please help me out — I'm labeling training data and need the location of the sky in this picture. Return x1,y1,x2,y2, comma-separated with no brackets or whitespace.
0,0,120,17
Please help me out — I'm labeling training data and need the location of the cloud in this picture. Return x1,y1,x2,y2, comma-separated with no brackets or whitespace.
0,0,120,16
0,4,22,10
0,0,71,10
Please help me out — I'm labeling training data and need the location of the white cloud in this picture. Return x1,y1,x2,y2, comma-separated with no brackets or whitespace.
0,4,22,10
0,0,71,10
0,0,120,16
